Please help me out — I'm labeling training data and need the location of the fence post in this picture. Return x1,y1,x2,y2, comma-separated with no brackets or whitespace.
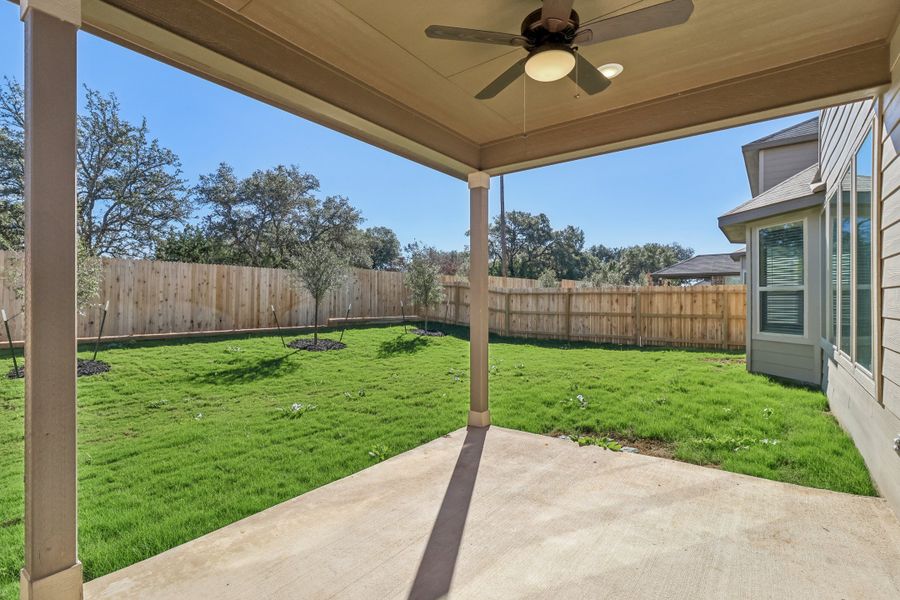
565,288,573,341
454,283,462,324
634,288,642,347
505,291,511,336
721,287,730,350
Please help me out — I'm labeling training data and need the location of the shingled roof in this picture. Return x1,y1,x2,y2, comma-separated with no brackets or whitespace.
742,116,820,149
652,253,741,279
719,163,824,242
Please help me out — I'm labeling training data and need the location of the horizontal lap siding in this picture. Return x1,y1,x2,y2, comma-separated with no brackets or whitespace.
882,36,900,419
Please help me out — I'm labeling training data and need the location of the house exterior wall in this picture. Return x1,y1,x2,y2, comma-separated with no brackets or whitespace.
818,20,900,516
745,208,823,386
759,141,819,193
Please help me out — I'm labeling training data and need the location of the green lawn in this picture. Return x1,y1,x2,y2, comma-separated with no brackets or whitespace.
0,324,875,598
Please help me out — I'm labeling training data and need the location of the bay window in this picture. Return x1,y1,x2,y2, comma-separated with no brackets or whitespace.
823,127,875,374
759,221,804,335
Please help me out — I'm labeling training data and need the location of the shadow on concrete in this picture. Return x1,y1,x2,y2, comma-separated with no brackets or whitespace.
407,426,487,600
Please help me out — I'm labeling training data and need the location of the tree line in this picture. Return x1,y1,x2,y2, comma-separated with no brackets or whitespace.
0,77,691,285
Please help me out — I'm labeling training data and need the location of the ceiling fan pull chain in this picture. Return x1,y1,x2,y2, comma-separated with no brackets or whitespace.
574,48,581,99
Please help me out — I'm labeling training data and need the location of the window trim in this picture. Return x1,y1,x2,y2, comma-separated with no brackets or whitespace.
821,124,877,381
753,217,808,342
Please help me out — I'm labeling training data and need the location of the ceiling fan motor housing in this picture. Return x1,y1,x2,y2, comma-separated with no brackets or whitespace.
521,8,581,49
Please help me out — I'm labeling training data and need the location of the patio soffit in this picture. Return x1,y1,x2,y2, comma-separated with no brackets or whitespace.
75,0,899,178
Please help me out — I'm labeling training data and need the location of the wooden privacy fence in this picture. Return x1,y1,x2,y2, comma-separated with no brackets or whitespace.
0,251,410,343
0,250,745,349
427,282,747,350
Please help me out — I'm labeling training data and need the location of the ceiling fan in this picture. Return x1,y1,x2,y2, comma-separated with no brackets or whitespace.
425,0,694,99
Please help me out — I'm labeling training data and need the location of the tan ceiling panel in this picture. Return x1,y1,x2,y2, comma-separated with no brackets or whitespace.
90,0,899,177
228,0,515,143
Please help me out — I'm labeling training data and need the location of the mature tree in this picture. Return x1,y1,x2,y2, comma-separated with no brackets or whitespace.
290,244,347,344
587,243,620,264
405,246,445,334
154,224,230,264
196,163,366,268
404,242,468,277
582,242,693,286
360,226,401,270
550,225,590,280
487,210,590,279
537,268,558,288
0,78,189,256
487,210,555,278
0,78,24,250
614,242,693,284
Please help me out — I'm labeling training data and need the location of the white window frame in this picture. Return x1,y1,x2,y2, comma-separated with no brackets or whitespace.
753,217,808,342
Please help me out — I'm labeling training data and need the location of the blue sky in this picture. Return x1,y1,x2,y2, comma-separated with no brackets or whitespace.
0,4,814,255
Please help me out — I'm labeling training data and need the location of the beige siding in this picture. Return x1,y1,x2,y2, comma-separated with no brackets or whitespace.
750,339,819,384
759,141,818,192
819,20,900,516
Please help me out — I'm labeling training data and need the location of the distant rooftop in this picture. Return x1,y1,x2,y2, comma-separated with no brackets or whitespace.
742,116,820,150
652,253,741,279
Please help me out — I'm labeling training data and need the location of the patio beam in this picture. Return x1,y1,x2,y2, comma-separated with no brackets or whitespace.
468,172,490,428
19,1,82,599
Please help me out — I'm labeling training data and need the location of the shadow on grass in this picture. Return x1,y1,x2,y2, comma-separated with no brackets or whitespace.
189,350,301,384
377,334,430,358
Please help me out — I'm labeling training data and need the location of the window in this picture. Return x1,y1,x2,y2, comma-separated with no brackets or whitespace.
828,193,837,344
840,168,852,352
759,221,804,335
823,126,876,376
855,131,873,371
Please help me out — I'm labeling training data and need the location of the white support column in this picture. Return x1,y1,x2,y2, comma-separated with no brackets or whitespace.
20,2,82,599
468,172,490,427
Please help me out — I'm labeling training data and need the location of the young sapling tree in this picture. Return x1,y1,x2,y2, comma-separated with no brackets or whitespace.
405,249,445,334
290,244,348,345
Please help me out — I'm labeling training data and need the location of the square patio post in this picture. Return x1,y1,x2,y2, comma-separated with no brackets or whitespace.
468,172,490,427
19,1,82,599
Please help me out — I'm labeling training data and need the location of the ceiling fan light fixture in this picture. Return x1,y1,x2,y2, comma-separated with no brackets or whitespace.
524,47,576,82
597,63,624,79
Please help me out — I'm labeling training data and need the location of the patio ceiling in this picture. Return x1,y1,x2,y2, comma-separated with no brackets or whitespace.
76,0,899,178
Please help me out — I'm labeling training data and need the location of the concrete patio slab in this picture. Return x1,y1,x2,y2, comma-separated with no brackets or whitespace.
85,427,900,600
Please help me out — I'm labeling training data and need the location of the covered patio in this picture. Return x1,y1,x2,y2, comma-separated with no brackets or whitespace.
14,0,900,598
83,427,900,599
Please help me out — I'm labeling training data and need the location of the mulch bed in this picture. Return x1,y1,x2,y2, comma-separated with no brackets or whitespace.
6,358,111,379
411,329,445,337
287,338,347,352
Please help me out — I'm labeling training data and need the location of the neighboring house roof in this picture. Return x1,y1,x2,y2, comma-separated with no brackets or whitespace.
652,253,741,279
742,117,820,149
718,163,824,243
741,116,819,196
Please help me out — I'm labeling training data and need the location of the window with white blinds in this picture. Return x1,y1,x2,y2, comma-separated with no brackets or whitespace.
758,221,804,335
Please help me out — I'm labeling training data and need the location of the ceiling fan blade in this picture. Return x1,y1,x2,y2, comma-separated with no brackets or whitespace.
541,0,576,32
475,57,528,100
573,0,693,46
425,25,528,47
568,53,611,95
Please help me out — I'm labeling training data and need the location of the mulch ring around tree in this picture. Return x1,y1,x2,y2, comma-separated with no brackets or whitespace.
411,329,445,337
287,338,347,352
6,358,111,379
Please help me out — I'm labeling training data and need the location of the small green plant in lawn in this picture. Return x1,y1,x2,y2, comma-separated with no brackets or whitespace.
368,443,391,462
280,402,318,419
575,435,623,451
